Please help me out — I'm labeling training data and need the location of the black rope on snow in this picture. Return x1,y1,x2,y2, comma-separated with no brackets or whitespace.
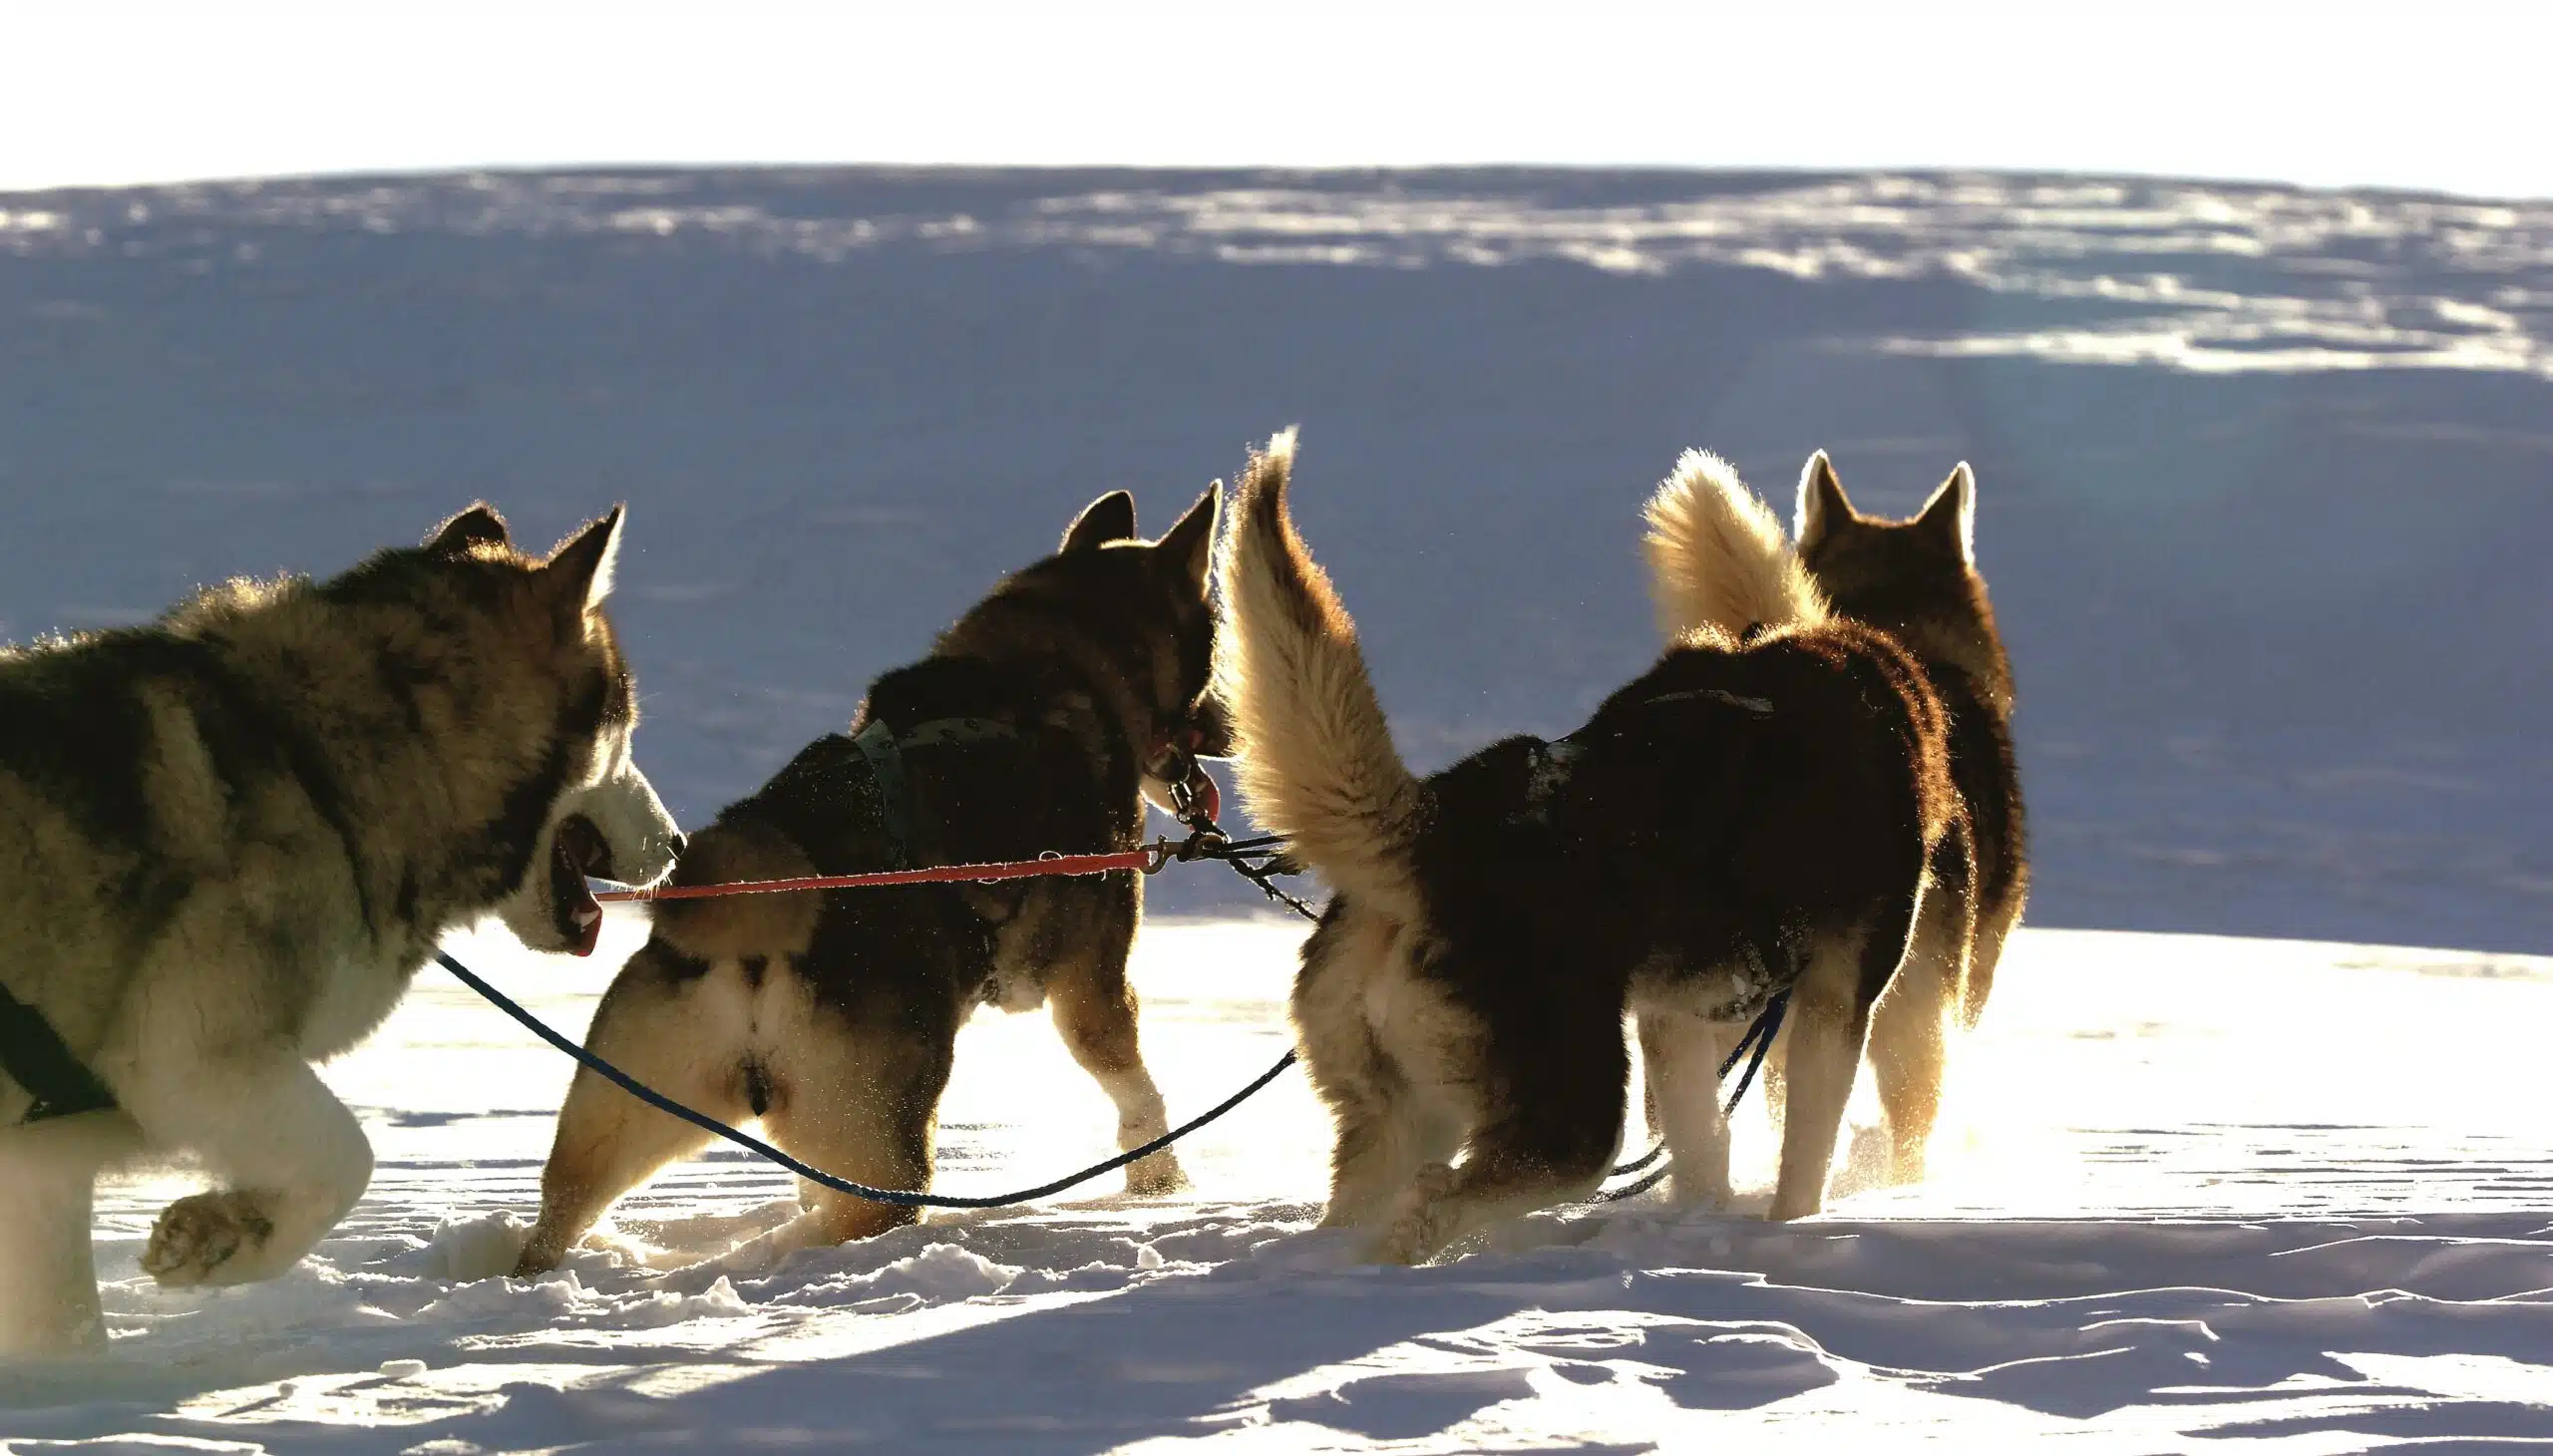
438,950,1295,1211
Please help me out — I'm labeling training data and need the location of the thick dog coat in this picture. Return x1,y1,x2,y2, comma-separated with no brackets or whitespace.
1792,453,2027,1183
0,506,681,1352
516,485,1228,1273
1219,435,1953,1263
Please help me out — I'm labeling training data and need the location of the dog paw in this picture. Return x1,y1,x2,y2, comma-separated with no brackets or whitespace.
143,1192,276,1287
511,1231,569,1279
1765,1193,1824,1223
1123,1152,1190,1197
1369,1164,1459,1265
1372,1212,1445,1267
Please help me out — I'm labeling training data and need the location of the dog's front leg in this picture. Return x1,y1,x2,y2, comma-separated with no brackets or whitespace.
0,1114,139,1352
124,1052,374,1287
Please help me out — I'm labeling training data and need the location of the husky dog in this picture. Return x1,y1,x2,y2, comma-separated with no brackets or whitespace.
1791,453,2025,1183
515,484,1228,1274
1218,434,1954,1263
0,506,682,1353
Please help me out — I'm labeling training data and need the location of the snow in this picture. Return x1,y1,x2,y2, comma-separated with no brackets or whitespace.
0,914,2546,1449
4,164,2552,1445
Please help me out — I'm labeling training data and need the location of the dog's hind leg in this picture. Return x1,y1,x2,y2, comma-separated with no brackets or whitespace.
1758,1025,1789,1132
1768,895,1919,1222
1293,907,1458,1231
1304,1024,1459,1233
1371,1008,1623,1266
1044,892,1187,1196
757,1006,955,1253
515,961,748,1275
1635,996,1741,1208
0,1114,136,1353
1869,850,1973,1186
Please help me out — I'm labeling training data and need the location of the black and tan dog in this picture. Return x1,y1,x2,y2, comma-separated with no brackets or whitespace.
1218,433,1955,1263
516,484,1227,1273
1790,453,2026,1184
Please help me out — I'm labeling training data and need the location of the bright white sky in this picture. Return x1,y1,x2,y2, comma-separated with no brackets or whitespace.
4,1,2548,198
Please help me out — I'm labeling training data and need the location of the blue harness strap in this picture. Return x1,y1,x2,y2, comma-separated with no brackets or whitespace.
0,979,118,1125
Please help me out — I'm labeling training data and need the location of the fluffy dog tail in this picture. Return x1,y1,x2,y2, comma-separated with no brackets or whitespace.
1215,430,1428,917
1641,449,1831,641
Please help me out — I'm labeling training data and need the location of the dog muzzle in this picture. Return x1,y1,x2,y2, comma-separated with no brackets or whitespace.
1147,726,1221,827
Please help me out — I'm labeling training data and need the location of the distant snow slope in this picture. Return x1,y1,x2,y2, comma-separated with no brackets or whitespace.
2,167,2548,946
2,917,2547,1449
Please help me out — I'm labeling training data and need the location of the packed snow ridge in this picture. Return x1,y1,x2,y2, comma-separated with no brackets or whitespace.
8,170,2549,379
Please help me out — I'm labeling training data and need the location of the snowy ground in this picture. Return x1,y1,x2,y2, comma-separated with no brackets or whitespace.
3,910,2549,1451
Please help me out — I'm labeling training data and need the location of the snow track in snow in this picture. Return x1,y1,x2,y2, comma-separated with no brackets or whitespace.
6,917,2549,1450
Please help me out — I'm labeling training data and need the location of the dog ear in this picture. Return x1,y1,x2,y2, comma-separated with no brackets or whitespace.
1794,452,1854,548
542,506,625,623
425,503,511,554
1156,482,1221,592
1061,491,1137,552
1915,463,1977,563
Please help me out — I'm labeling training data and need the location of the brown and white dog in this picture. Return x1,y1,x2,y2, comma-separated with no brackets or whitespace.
1790,453,2026,1184
516,483,1230,1274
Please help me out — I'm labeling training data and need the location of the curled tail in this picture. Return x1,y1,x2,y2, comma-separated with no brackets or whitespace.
1641,449,1831,641
1214,430,1427,916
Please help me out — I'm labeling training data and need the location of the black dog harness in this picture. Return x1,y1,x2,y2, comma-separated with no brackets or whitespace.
0,979,117,1125
848,714,1020,872
839,711,1030,995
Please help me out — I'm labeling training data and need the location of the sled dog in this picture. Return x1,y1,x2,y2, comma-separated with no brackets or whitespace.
1218,433,1954,1263
1791,452,2026,1182
0,505,682,1352
516,483,1229,1273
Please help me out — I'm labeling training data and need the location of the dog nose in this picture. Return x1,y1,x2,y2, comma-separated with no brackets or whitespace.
668,831,688,858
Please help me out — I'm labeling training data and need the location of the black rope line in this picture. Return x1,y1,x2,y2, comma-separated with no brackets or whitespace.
438,951,1295,1211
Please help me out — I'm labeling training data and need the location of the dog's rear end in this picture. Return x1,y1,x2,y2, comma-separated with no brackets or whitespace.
515,813,952,1275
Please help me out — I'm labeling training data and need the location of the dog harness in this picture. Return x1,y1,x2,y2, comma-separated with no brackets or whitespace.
848,714,1021,871
842,712,1026,992
0,979,118,1125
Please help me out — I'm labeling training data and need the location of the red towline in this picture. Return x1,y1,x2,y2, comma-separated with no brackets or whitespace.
590,848,1160,904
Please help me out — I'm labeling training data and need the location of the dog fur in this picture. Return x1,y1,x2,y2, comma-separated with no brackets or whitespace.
1791,453,2027,1183
0,505,682,1353
515,484,1229,1274
1218,435,1953,1263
